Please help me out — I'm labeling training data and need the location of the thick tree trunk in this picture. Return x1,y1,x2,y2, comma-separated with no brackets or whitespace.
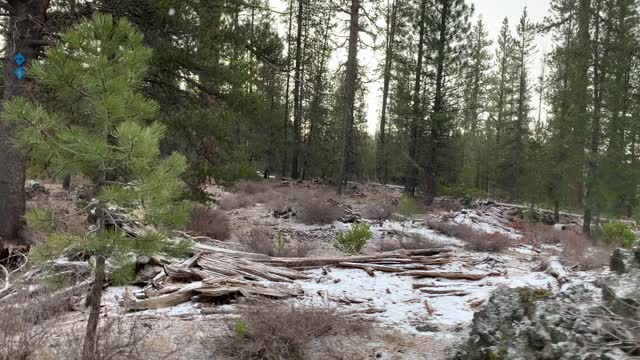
337,0,360,193
377,0,397,185
584,0,601,238
405,0,427,196
426,0,450,205
291,0,304,179
281,0,294,178
0,0,49,249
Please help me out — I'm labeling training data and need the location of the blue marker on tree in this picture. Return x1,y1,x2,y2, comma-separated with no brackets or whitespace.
14,52,26,79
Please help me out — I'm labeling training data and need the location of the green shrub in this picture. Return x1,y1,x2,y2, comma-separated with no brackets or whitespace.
601,222,636,248
398,194,419,217
439,184,488,199
334,223,372,255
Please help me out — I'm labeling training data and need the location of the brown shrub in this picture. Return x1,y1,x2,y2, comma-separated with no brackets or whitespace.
363,203,394,221
240,228,315,257
187,204,231,240
523,223,565,245
218,193,257,211
560,232,612,270
379,233,445,251
233,180,270,195
220,302,367,360
464,232,512,252
427,220,512,252
298,196,344,225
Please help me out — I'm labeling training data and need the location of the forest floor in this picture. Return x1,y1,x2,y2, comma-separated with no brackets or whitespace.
12,179,614,360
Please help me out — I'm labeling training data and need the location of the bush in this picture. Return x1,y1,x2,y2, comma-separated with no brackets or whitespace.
233,180,270,195
464,232,512,252
220,303,365,360
379,233,444,251
240,228,315,257
363,203,394,221
397,194,420,217
601,222,636,248
427,220,512,252
298,196,344,225
561,232,612,270
186,204,231,240
334,223,372,254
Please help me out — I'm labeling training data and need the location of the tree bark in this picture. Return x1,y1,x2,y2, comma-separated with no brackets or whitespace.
0,0,49,249
291,0,304,179
83,254,105,358
584,0,601,238
281,0,295,178
337,0,360,193
377,0,397,185
426,0,450,205
405,0,427,196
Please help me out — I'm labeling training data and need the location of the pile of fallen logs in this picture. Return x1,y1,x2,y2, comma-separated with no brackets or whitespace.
123,243,501,311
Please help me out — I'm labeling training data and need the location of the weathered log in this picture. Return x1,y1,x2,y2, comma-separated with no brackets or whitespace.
337,262,405,273
404,271,489,281
420,288,468,295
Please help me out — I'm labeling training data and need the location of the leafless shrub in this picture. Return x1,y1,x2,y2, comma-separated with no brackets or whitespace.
363,203,394,221
427,220,512,252
233,180,270,195
187,204,231,240
560,232,612,270
0,292,68,360
524,223,565,245
379,233,445,251
218,193,257,210
298,195,344,225
220,302,367,360
427,220,476,239
464,232,512,252
240,228,315,257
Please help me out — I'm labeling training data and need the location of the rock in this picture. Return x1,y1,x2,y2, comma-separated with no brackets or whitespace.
610,248,634,274
25,180,49,199
415,323,440,333
448,283,638,360
542,213,556,225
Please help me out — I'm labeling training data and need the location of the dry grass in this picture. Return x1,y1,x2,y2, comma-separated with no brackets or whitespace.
560,232,612,270
186,204,231,240
233,180,270,195
427,220,512,252
363,203,394,221
240,228,315,257
297,193,344,225
522,223,565,245
379,233,445,251
219,302,368,360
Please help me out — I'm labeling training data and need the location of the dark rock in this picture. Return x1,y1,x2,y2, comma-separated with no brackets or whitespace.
25,180,49,199
415,323,440,333
610,248,634,274
542,212,556,225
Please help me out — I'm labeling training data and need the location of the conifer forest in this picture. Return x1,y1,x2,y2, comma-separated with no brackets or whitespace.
1,1,640,359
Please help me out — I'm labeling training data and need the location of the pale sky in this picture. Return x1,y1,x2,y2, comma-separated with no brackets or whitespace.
267,0,552,134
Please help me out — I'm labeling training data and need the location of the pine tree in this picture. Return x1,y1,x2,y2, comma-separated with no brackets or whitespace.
1,14,192,356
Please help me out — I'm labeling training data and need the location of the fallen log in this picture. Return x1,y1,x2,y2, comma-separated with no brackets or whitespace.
404,271,489,281
337,262,405,273
420,288,469,295
536,256,568,285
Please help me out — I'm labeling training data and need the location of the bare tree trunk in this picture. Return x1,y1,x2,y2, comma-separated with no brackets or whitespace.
377,0,397,185
0,0,49,250
426,0,450,205
281,0,295,178
291,0,304,179
337,0,360,193
584,0,601,238
83,254,105,358
405,0,427,196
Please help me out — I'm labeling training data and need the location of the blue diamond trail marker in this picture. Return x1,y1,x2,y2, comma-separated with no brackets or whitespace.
15,67,26,80
14,52,25,66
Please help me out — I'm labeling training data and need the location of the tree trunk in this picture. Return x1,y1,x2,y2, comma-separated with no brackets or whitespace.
337,0,360,193
377,0,397,185
426,0,450,205
0,0,49,249
291,0,304,179
584,0,601,238
281,0,294,178
405,0,427,196
83,254,105,358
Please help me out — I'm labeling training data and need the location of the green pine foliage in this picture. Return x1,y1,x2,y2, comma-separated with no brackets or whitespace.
3,13,192,279
334,223,372,255
601,223,636,248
